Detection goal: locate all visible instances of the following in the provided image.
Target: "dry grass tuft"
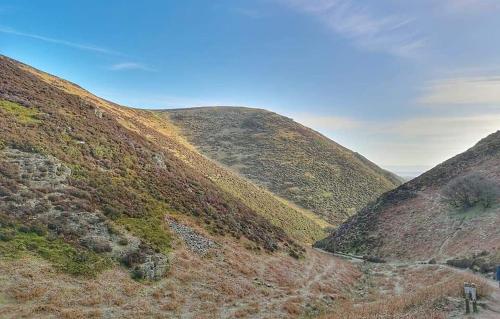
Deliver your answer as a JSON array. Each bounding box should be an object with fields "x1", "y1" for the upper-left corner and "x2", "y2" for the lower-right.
[{"x1": 320, "y1": 270, "x2": 493, "y2": 319}]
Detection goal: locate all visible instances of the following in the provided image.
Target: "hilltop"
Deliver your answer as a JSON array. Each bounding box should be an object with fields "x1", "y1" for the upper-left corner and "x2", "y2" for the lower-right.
[
  {"x1": 162, "y1": 107, "x2": 401, "y2": 224},
  {"x1": 316, "y1": 131, "x2": 500, "y2": 265}
]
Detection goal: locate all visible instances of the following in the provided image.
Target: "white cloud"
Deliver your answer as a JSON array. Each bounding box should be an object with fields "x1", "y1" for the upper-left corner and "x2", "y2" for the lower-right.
[
  {"x1": 109, "y1": 62, "x2": 155, "y2": 72},
  {"x1": 279, "y1": 0, "x2": 425, "y2": 57},
  {"x1": 0, "y1": 26, "x2": 122, "y2": 56},
  {"x1": 419, "y1": 76, "x2": 500, "y2": 105}
]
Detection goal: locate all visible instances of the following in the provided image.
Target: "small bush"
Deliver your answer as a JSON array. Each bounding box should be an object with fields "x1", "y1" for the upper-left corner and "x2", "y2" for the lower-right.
[
  {"x1": 30, "y1": 223, "x2": 47, "y2": 236},
  {"x1": 18, "y1": 225, "x2": 31, "y2": 233},
  {"x1": 472, "y1": 258, "x2": 495, "y2": 273},
  {"x1": 81, "y1": 236, "x2": 112, "y2": 253},
  {"x1": 443, "y1": 173, "x2": 499, "y2": 209},
  {"x1": 118, "y1": 237, "x2": 128, "y2": 246},
  {"x1": 364, "y1": 255, "x2": 386, "y2": 263},
  {"x1": 131, "y1": 267, "x2": 146, "y2": 280},
  {"x1": 121, "y1": 250, "x2": 146, "y2": 267},
  {"x1": 446, "y1": 258, "x2": 473, "y2": 269},
  {"x1": 0, "y1": 229, "x2": 15, "y2": 241}
]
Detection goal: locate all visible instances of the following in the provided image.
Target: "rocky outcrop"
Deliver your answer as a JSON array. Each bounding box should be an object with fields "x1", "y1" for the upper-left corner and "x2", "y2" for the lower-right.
[
  {"x1": 0, "y1": 147, "x2": 169, "y2": 280},
  {"x1": 167, "y1": 217, "x2": 217, "y2": 256}
]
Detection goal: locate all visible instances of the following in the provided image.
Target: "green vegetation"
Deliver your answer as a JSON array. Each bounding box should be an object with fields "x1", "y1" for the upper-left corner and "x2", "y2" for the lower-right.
[
  {"x1": 0, "y1": 222, "x2": 113, "y2": 277},
  {"x1": 0, "y1": 99, "x2": 40, "y2": 124},
  {"x1": 446, "y1": 250, "x2": 499, "y2": 273},
  {"x1": 0, "y1": 55, "x2": 303, "y2": 264},
  {"x1": 164, "y1": 107, "x2": 401, "y2": 224},
  {"x1": 443, "y1": 173, "x2": 499, "y2": 210},
  {"x1": 118, "y1": 215, "x2": 172, "y2": 254}
]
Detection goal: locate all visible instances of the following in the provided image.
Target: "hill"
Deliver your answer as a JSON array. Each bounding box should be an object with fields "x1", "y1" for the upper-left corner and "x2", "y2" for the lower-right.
[
  {"x1": 0, "y1": 54, "x2": 322, "y2": 281},
  {"x1": 0, "y1": 55, "x2": 496, "y2": 319},
  {"x1": 162, "y1": 107, "x2": 401, "y2": 224},
  {"x1": 316, "y1": 131, "x2": 500, "y2": 265}
]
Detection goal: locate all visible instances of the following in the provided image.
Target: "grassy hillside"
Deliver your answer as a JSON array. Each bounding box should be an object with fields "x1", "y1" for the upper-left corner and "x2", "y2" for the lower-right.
[
  {"x1": 10, "y1": 58, "x2": 326, "y2": 245},
  {"x1": 163, "y1": 107, "x2": 401, "y2": 224},
  {"x1": 0, "y1": 55, "x2": 319, "y2": 283},
  {"x1": 316, "y1": 131, "x2": 500, "y2": 264}
]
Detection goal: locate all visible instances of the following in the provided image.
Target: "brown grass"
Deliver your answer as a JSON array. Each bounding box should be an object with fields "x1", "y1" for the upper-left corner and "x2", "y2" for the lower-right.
[
  {"x1": 320, "y1": 270, "x2": 493, "y2": 319},
  {"x1": 0, "y1": 242, "x2": 360, "y2": 319}
]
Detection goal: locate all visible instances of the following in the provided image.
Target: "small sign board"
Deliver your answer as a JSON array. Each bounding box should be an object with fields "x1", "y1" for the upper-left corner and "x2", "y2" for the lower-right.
[{"x1": 464, "y1": 282, "x2": 477, "y2": 301}]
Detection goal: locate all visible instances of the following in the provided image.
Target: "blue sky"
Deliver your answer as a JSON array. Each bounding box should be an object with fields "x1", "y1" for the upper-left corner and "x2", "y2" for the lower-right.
[{"x1": 1, "y1": 0, "x2": 499, "y2": 175}]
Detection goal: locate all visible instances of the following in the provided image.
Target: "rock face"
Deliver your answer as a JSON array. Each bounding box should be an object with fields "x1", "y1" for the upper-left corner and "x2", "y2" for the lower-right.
[
  {"x1": 316, "y1": 131, "x2": 500, "y2": 263},
  {"x1": 0, "y1": 147, "x2": 169, "y2": 279},
  {"x1": 134, "y1": 253, "x2": 170, "y2": 281}
]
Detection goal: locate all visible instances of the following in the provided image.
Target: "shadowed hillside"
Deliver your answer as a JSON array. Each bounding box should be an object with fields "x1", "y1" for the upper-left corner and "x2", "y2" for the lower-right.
[
  {"x1": 162, "y1": 107, "x2": 401, "y2": 224},
  {"x1": 316, "y1": 131, "x2": 500, "y2": 265}
]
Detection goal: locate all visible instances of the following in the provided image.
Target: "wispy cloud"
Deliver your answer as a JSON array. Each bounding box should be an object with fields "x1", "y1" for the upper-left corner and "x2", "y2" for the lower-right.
[
  {"x1": 279, "y1": 0, "x2": 425, "y2": 57},
  {"x1": 418, "y1": 76, "x2": 500, "y2": 105},
  {"x1": 0, "y1": 26, "x2": 122, "y2": 56},
  {"x1": 109, "y1": 62, "x2": 155, "y2": 72}
]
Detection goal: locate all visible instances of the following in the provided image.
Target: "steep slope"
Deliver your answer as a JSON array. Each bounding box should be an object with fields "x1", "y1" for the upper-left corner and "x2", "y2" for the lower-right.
[
  {"x1": 0, "y1": 55, "x2": 314, "y2": 282},
  {"x1": 162, "y1": 107, "x2": 401, "y2": 224},
  {"x1": 316, "y1": 131, "x2": 500, "y2": 263},
  {"x1": 8, "y1": 58, "x2": 326, "y2": 245}
]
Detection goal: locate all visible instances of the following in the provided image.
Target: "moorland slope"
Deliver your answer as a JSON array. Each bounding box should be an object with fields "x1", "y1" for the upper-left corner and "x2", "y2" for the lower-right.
[
  {"x1": 317, "y1": 131, "x2": 500, "y2": 265},
  {"x1": 163, "y1": 107, "x2": 401, "y2": 224}
]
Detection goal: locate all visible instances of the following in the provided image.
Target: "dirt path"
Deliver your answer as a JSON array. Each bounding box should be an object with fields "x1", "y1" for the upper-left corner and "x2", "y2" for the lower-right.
[
  {"x1": 314, "y1": 247, "x2": 500, "y2": 318},
  {"x1": 437, "y1": 216, "x2": 467, "y2": 256},
  {"x1": 478, "y1": 279, "x2": 500, "y2": 319}
]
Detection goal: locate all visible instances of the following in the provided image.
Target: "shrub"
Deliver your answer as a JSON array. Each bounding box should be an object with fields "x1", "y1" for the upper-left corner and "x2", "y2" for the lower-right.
[
  {"x1": 442, "y1": 173, "x2": 499, "y2": 209},
  {"x1": 81, "y1": 236, "x2": 112, "y2": 253},
  {"x1": 121, "y1": 250, "x2": 146, "y2": 267},
  {"x1": 364, "y1": 255, "x2": 386, "y2": 263},
  {"x1": 446, "y1": 258, "x2": 473, "y2": 269},
  {"x1": 0, "y1": 229, "x2": 15, "y2": 241},
  {"x1": 118, "y1": 237, "x2": 128, "y2": 246}
]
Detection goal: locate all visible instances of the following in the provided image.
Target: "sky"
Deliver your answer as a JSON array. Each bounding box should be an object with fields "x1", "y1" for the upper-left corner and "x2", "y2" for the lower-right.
[{"x1": 1, "y1": 0, "x2": 499, "y2": 176}]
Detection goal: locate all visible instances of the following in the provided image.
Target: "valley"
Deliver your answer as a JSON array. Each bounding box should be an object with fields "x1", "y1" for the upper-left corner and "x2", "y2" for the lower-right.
[{"x1": 0, "y1": 55, "x2": 498, "y2": 318}]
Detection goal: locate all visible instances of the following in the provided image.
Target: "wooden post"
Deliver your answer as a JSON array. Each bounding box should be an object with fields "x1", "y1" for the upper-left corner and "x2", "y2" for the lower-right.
[
  {"x1": 464, "y1": 282, "x2": 470, "y2": 314},
  {"x1": 471, "y1": 283, "x2": 478, "y2": 313},
  {"x1": 464, "y1": 282, "x2": 478, "y2": 314}
]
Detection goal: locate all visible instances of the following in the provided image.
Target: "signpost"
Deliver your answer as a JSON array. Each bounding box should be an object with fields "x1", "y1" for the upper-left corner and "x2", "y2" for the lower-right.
[{"x1": 464, "y1": 282, "x2": 478, "y2": 314}]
